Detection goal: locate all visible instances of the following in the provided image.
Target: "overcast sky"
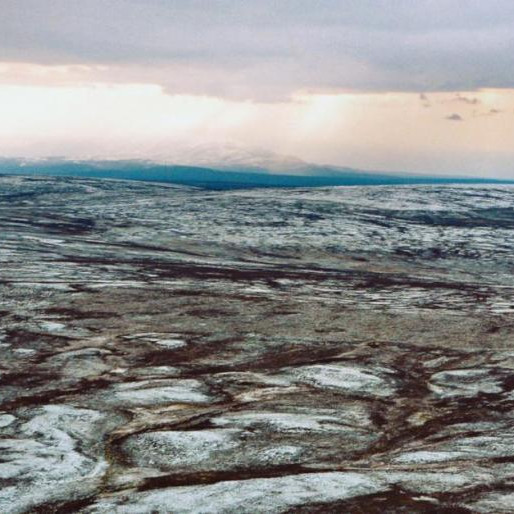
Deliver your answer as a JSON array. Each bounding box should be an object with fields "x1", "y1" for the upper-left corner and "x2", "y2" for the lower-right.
[{"x1": 1, "y1": 0, "x2": 514, "y2": 177}]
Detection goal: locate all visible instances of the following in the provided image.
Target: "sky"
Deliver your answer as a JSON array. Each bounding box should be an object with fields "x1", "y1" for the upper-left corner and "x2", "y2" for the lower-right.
[{"x1": 1, "y1": 0, "x2": 514, "y2": 178}]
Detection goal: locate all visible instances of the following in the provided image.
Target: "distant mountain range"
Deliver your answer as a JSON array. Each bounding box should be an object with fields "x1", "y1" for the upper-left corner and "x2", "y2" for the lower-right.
[{"x1": 0, "y1": 156, "x2": 512, "y2": 189}]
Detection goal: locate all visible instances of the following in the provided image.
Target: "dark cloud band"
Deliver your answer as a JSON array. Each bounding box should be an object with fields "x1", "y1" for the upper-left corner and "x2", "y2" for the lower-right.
[{"x1": 2, "y1": 0, "x2": 514, "y2": 99}]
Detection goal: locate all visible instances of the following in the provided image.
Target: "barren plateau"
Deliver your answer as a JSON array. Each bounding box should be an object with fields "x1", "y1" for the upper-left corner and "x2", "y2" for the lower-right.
[{"x1": 0, "y1": 175, "x2": 513, "y2": 513}]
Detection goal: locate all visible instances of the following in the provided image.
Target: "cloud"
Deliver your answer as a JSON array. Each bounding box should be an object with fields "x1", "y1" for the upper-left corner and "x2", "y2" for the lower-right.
[
  {"x1": 473, "y1": 108, "x2": 503, "y2": 117},
  {"x1": 452, "y1": 94, "x2": 481, "y2": 105},
  {"x1": 445, "y1": 113, "x2": 464, "y2": 121},
  {"x1": 419, "y1": 93, "x2": 431, "y2": 107},
  {"x1": 2, "y1": 1, "x2": 514, "y2": 100}
]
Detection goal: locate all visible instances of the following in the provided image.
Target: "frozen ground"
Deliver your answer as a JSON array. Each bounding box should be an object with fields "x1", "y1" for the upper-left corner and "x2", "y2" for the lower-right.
[{"x1": 0, "y1": 175, "x2": 513, "y2": 513}]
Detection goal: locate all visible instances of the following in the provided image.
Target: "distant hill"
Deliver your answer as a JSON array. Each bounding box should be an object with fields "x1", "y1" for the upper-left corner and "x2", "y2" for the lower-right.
[{"x1": 0, "y1": 158, "x2": 512, "y2": 189}]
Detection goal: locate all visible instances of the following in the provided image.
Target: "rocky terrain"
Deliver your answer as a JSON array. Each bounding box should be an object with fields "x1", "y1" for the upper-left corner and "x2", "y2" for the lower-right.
[{"x1": 0, "y1": 175, "x2": 513, "y2": 513}]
